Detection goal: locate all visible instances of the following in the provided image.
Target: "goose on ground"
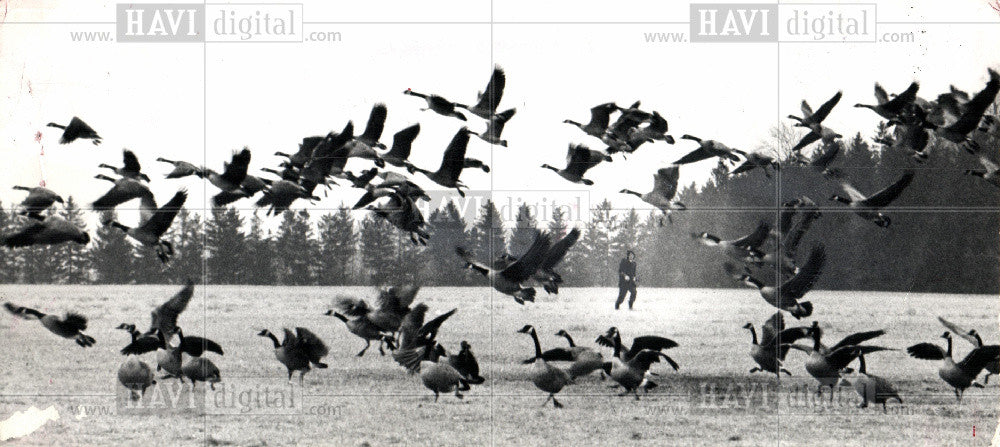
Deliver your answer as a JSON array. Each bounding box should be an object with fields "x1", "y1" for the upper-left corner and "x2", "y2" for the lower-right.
[
  {"x1": 99, "y1": 149, "x2": 150, "y2": 182},
  {"x1": 937, "y1": 317, "x2": 999, "y2": 384},
  {"x1": 458, "y1": 65, "x2": 507, "y2": 120},
  {"x1": 596, "y1": 327, "x2": 679, "y2": 364},
  {"x1": 115, "y1": 327, "x2": 156, "y2": 401},
  {"x1": 365, "y1": 192, "x2": 430, "y2": 245},
  {"x1": 91, "y1": 174, "x2": 156, "y2": 223},
  {"x1": 407, "y1": 128, "x2": 472, "y2": 197},
  {"x1": 598, "y1": 327, "x2": 678, "y2": 400},
  {"x1": 456, "y1": 231, "x2": 552, "y2": 304},
  {"x1": 419, "y1": 344, "x2": 471, "y2": 401},
  {"x1": 1, "y1": 216, "x2": 90, "y2": 248},
  {"x1": 392, "y1": 304, "x2": 458, "y2": 372},
  {"x1": 517, "y1": 325, "x2": 572, "y2": 408},
  {"x1": 47, "y1": 116, "x2": 101, "y2": 145},
  {"x1": 830, "y1": 170, "x2": 914, "y2": 228},
  {"x1": 693, "y1": 220, "x2": 771, "y2": 259},
  {"x1": 117, "y1": 324, "x2": 183, "y2": 381},
  {"x1": 108, "y1": 190, "x2": 188, "y2": 263},
  {"x1": 673, "y1": 134, "x2": 746, "y2": 165},
  {"x1": 468, "y1": 108, "x2": 516, "y2": 147},
  {"x1": 907, "y1": 331, "x2": 999, "y2": 402},
  {"x1": 786, "y1": 321, "x2": 889, "y2": 400},
  {"x1": 381, "y1": 123, "x2": 420, "y2": 168},
  {"x1": 12, "y1": 186, "x2": 63, "y2": 220},
  {"x1": 181, "y1": 357, "x2": 221, "y2": 390},
  {"x1": 402, "y1": 89, "x2": 467, "y2": 120},
  {"x1": 446, "y1": 340, "x2": 486, "y2": 384},
  {"x1": 3, "y1": 302, "x2": 95, "y2": 347},
  {"x1": 854, "y1": 81, "x2": 919, "y2": 120},
  {"x1": 256, "y1": 180, "x2": 320, "y2": 216},
  {"x1": 156, "y1": 157, "x2": 203, "y2": 179},
  {"x1": 789, "y1": 91, "x2": 842, "y2": 128},
  {"x1": 258, "y1": 328, "x2": 329, "y2": 384},
  {"x1": 620, "y1": 166, "x2": 685, "y2": 225},
  {"x1": 173, "y1": 327, "x2": 224, "y2": 357},
  {"x1": 325, "y1": 306, "x2": 397, "y2": 357},
  {"x1": 541, "y1": 143, "x2": 611, "y2": 186},
  {"x1": 850, "y1": 352, "x2": 902, "y2": 412},
  {"x1": 563, "y1": 102, "x2": 619, "y2": 138},
  {"x1": 522, "y1": 329, "x2": 607, "y2": 380},
  {"x1": 736, "y1": 244, "x2": 825, "y2": 319},
  {"x1": 742, "y1": 312, "x2": 810, "y2": 378}
]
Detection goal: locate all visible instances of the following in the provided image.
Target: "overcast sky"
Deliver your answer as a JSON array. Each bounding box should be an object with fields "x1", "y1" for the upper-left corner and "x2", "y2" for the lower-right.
[{"x1": 1, "y1": 0, "x2": 998, "y2": 228}]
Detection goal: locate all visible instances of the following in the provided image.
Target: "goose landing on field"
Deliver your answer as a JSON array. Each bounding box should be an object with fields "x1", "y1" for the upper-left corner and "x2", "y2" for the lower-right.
[{"x1": 4, "y1": 302, "x2": 96, "y2": 347}]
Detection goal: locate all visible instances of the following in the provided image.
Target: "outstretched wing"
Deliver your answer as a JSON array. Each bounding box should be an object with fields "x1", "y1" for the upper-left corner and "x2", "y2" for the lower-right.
[
  {"x1": 539, "y1": 228, "x2": 580, "y2": 271},
  {"x1": 360, "y1": 103, "x2": 388, "y2": 144},
  {"x1": 220, "y1": 148, "x2": 251, "y2": 186},
  {"x1": 830, "y1": 329, "x2": 885, "y2": 352},
  {"x1": 472, "y1": 66, "x2": 506, "y2": 113},
  {"x1": 732, "y1": 221, "x2": 771, "y2": 249},
  {"x1": 860, "y1": 170, "x2": 914, "y2": 208},
  {"x1": 148, "y1": 279, "x2": 195, "y2": 335},
  {"x1": 501, "y1": 231, "x2": 552, "y2": 283},
  {"x1": 385, "y1": 123, "x2": 420, "y2": 161},
  {"x1": 937, "y1": 317, "x2": 980, "y2": 346},
  {"x1": 779, "y1": 245, "x2": 825, "y2": 300},
  {"x1": 653, "y1": 166, "x2": 680, "y2": 200},
  {"x1": 122, "y1": 149, "x2": 142, "y2": 174},
  {"x1": 139, "y1": 190, "x2": 187, "y2": 237},
  {"x1": 436, "y1": 129, "x2": 470, "y2": 182}
]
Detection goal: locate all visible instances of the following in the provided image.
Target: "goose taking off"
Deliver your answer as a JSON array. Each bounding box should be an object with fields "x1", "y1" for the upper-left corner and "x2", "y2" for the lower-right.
[
  {"x1": 737, "y1": 245, "x2": 826, "y2": 319},
  {"x1": 4, "y1": 302, "x2": 96, "y2": 347},
  {"x1": 673, "y1": 134, "x2": 746, "y2": 165},
  {"x1": 144, "y1": 278, "x2": 195, "y2": 337},
  {"x1": 403, "y1": 89, "x2": 467, "y2": 120},
  {"x1": 392, "y1": 305, "x2": 458, "y2": 373},
  {"x1": 366, "y1": 192, "x2": 430, "y2": 245},
  {"x1": 12, "y1": 186, "x2": 64, "y2": 220},
  {"x1": 458, "y1": 65, "x2": 508, "y2": 119},
  {"x1": 456, "y1": 231, "x2": 552, "y2": 304},
  {"x1": 468, "y1": 108, "x2": 516, "y2": 146},
  {"x1": 47, "y1": 116, "x2": 101, "y2": 145},
  {"x1": 789, "y1": 91, "x2": 842, "y2": 129},
  {"x1": 854, "y1": 81, "x2": 919, "y2": 120},
  {"x1": 517, "y1": 325, "x2": 572, "y2": 408},
  {"x1": 108, "y1": 190, "x2": 188, "y2": 263},
  {"x1": 937, "y1": 317, "x2": 999, "y2": 384},
  {"x1": 2, "y1": 216, "x2": 90, "y2": 248},
  {"x1": 99, "y1": 149, "x2": 150, "y2": 182},
  {"x1": 493, "y1": 228, "x2": 581, "y2": 294},
  {"x1": 564, "y1": 102, "x2": 619, "y2": 138},
  {"x1": 929, "y1": 68, "x2": 999, "y2": 150},
  {"x1": 742, "y1": 312, "x2": 811, "y2": 378},
  {"x1": 156, "y1": 157, "x2": 203, "y2": 179},
  {"x1": 381, "y1": 123, "x2": 420, "y2": 168},
  {"x1": 541, "y1": 143, "x2": 611, "y2": 185},
  {"x1": 907, "y1": 331, "x2": 999, "y2": 402},
  {"x1": 356, "y1": 103, "x2": 388, "y2": 149},
  {"x1": 620, "y1": 166, "x2": 685, "y2": 225},
  {"x1": 830, "y1": 170, "x2": 915, "y2": 228},
  {"x1": 201, "y1": 148, "x2": 252, "y2": 197},
  {"x1": 258, "y1": 328, "x2": 329, "y2": 384},
  {"x1": 325, "y1": 304, "x2": 396, "y2": 357},
  {"x1": 693, "y1": 221, "x2": 771, "y2": 259},
  {"x1": 596, "y1": 327, "x2": 679, "y2": 399},
  {"x1": 786, "y1": 321, "x2": 890, "y2": 400},
  {"x1": 407, "y1": 128, "x2": 472, "y2": 197},
  {"x1": 91, "y1": 175, "x2": 156, "y2": 223}
]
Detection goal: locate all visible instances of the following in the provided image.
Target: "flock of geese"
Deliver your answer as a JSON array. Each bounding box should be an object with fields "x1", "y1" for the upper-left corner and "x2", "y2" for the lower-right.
[{"x1": 2, "y1": 65, "x2": 999, "y2": 410}]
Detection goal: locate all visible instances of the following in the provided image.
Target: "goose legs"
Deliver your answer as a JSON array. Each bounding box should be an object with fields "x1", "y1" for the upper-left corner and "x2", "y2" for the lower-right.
[
  {"x1": 357, "y1": 340, "x2": 371, "y2": 357},
  {"x1": 542, "y1": 393, "x2": 563, "y2": 408}
]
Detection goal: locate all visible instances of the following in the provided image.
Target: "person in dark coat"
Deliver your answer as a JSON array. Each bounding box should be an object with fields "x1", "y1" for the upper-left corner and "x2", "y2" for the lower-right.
[{"x1": 615, "y1": 250, "x2": 638, "y2": 310}]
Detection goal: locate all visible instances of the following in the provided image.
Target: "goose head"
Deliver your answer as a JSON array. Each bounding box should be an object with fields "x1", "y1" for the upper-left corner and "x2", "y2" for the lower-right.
[
  {"x1": 741, "y1": 322, "x2": 753, "y2": 330},
  {"x1": 940, "y1": 331, "x2": 951, "y2": 340},
  {"x1": 115, "y1": 323, "x2": 136, "y2": 332},
  {"x1": 516, "y1": 324, "x2": 535, "y2": 334},
  {"x1": 256, "y1": 329, "x2": 272, "y2": 337},
  {"x1": 460, "y1": 340, "x2": 471, "y2": 351},
  {"x1": 555, "y1": 329, "x2": 569, "y2": 338}
]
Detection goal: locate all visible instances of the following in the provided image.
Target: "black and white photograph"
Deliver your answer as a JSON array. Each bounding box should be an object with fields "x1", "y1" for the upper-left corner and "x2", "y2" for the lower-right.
[{"x1": 0, "y1": 1, "x2": 998, "y2": 445}]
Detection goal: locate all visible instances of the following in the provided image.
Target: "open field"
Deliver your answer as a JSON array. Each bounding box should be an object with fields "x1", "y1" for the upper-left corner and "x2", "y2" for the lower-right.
[{"x1": 0, "y1": 285, "x2": 997, "y2": 446}]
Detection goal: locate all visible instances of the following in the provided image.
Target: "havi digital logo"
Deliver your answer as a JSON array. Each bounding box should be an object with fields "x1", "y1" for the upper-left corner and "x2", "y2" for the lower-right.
[
  {"x1": 690, "y1": 4, "x2": 777, "y2": 42},
  {"x1": 117, "y1": 4, "x2": 205, "y2": 42}
]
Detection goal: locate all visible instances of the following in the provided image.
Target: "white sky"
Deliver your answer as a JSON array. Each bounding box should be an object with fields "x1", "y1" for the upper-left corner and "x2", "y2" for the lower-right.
[{"x1": 1, "y1": 0, "x2": 998, "y2": 228}]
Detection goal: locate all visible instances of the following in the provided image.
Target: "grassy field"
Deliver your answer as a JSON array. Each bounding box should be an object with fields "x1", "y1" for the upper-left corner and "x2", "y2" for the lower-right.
[{"x1": 0, "y1": 285, "x2": 997, "y2": 446}]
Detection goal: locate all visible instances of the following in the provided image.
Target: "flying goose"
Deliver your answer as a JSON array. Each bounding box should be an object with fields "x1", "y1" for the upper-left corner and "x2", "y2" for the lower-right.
[
  {"x1": 256, "y1": 180, "x2": 320, "y2": 216},
  {"x1": 693, "y1": 221, "x2": 771, "y2": 259},
  {"x1": 258, "y1": 328, "x2": 329, "y2": 384},
  {"x1": 419, "y1": 344, "x2": 472, "y2": 401},
  {"x1": 850, "y1": 352, "x2": 902, "y2": 412},
  {"x1": 201, "y1": 148, "x2": 252, "y2": 199},
  {"x1": 212, "y1": 174, "x2": 271, "y2": 207},
  {"x1": 402, "y1": 89, "x2": 467, "y2": 120},
  {"x1": 355, "y1": 103, "x2": 388, "y2": 149},
  {"x1": 381, "y1": 123, "x2": 421, "y2": 168},
  {"x1": 407, "y1": 128, "x2": 472, "y2": 197},
  {"x1": 297, "y1": 126, "x2": 354, "y2": 193},
  {"x1": 564, "y1": 102, "x2": 619, "y2": 138},
  {"x1": 344, "y1": 168, "x2": 380, "y2": 189},
  {"x1": 937, "y1": 317, "x2": 999, "y2": 384},
  {"x1": 12, "y1": 186, "x2": 63, "y2": 220},
  {"x1": 181, "y1": 357, "x2": 221, "y2": 390},
  {"x1": 907, "y1": 331, "x2": 999, "y2": 402},
  {"x1": 142, "y1": 278, "x2": 195, "y2": 337},
  {"x1": 929, "y1": 68, "x2": 999, "y2": 150},
  {"x1": 1, "y1": 216, "x2": 90, "y2": 248},
  {"x1": 729, "y1": 152, "x2": 780, "y2": 178},
  {"x1": 458, "y1": 65, "x2": 507, "y2": 120},
  {"x1": 352, "y1": 173, "x2": 430, "y2": 209},
  {"x1": 788, "y1": 91, "x2": 842, "y2": 128},
  {"x1": 742, "y1": 312, "x2": 810, "y2": 377},
  {"x1": 99, "y1": 149, "x2": 150, "y2": 182},
  {"x1": 108, "y1": 189, "x2": 188, "y2": 263},
  {"x1": 854, "y1": 81, "x2": 920, "y2": 120},
  {"x1": 91, "y1": 174, "x2": 156, "y2": 223},
  {"x1": 392, "y1": 305, "x2": 458, "y2": 373},
  {"x1": 274, "y1": 136, "x2": 323, "y2": 170},
  {"x1": 115, "y1": 327, "x2": 156, "y2": 401},
  {"x1": 737, "y1": 244, "x2": 825, "y2": 319},
  {"x1": 456, "y1": 231, "x2": 552, "y2": 304},
  {"x1": 541, "y1": 143, "x2": 611, "y2": 185},
  {"x1": 468, "y1": 108, "x2": 516, "y2": 146},
  {"x1": 786, "y1": 321, "x2": 890, "y2": 400},
  {"x1": 494, "y1": 228, "x2": 581, "y2": 294},
  {"x1": 673, "y1": 134, "x2": 746, "y2": 165},
  {"x1": 3, "y1": 302, "x2": 95, "y2": 347},
  {"x1": 47, "y1": 116, "x2": 101, "y2": 145},
  {"x1": 366, "y1": 192, "x2": 430, "y2": 245},
  {"x1": 517, "y1": 325, "x2": 573, "y2": 408},
  {"x1": 156, "y1": 157, "x2": 203, "y2": 179},
  {"x1": 829, "y1": 170, "x2": 914, "y2": 227},
  {"x1": 805, "y1": 140, "x2": 843, "y2": 179},
  {"x1": 620, "y1": 166, "x2": 685, "y2": 225},
  {"x1": 625, "y1": 111, "x2": 674, "y2": 147}
]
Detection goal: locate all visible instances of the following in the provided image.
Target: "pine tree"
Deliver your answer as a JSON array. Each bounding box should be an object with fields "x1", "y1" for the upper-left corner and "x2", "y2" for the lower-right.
[
  {"x1": 358, "y1": 214, "x2": 397, "y2": 285},
  {"x1": 163, "y1": 208, "x2": 205, "y2": 283},
  {"x1": 274, "y1": 210, "x2": 317, "y2": 285},
  {"x1": 472, "y1": 199, "x2": 506, "y2": 262},
  {"x1": 244, "y1": 211, "x2": 276, "y2": 285},
  {"x1": 316, "y1": 207, "x2": 357, "y2": 285},
  {"x1": 573, "y1": 199, "x2": 616, "y2": 286},
  {"x1": 89, "y1": 211, "x2": 136, "y2": 284},
  {"x1": 206, "y1": 207, "x2": 247, "y2": 284},
  {"x1": 0, "y1": 202, "x2": 12, "y2": 283},
  {"x1": 508, "y1": 203, "x2": 538, "y2": 256},
  {"x1": 52, "y1": 197, "x2": 92, "y2": 283},
  {"x1": 424, "y1": 201, "x2": 471, "y2": 285}
]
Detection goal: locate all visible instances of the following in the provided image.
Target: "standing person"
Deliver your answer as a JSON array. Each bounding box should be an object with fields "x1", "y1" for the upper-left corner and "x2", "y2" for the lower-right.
[{"x1": 615, "y1": 250, "x2": 638, "y2": 310}]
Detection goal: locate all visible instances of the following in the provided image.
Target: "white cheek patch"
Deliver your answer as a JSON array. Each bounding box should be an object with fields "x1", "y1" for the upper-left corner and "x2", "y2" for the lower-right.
[{"x1": 0, "y1": 405, "x2": 60, "y2": 442}]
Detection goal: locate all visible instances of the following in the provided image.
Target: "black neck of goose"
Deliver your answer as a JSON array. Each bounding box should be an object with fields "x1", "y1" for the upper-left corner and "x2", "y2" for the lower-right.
[
  {"x1": 129, "y1": 330, "x2": 140, "y2": 343},
  {"x1": 528, "y1": 329, "x2": 542, "y2": 358},
  {"x1": 265, "y1": 332, "x2": 280, "y2": 349},
  {"x1": 812, "y1": 329, "x2": 822, "y2": 351},
  {"x1": 944, "y1": 335, "x2": 952, "y2": 358},
  {"x1": 47, "y1": 122, "x2": 66, "y2": 129},
  {"x1": 747, "y1": 326, "x2": 758, "y2": 345},
  {"x1": 857, "y1": 354, "x2": 867, "y2": 374},
  {"x1": 562, "y1": 333, "x2": 576, "y2": 347},
  {"x1": 971, "y1": 332, "x2": 984, "y2": 347},
  {"x1": 612, "y1": 332, "x2": 624, "y2": 358},
  {"x1": 622, "y1": 189, "x2": 642, "y2": 198}
]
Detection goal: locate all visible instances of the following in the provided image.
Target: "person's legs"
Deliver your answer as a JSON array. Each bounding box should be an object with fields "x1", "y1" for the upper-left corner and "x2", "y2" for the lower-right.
[
  {"x1": 615, "y1": 286, "x2": 628, "y2": 310},
  {"x1": 627, "y1": 284, "x2": 637, "y2": 309}
]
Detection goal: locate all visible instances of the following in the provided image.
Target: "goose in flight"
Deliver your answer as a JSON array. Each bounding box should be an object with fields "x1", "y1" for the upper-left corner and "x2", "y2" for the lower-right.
[
  {"x1": 143, "y1": 279, "x2": 195, "y2": 337},
  {"x1": 563, "y1": 102, "x2": 619, "y2": 138},
  {"x1": 620, "y1": 166, "x2": 685, "y2": 225},
  {"x1": 352, "y1": 172, "x2": 430, "y2": 209},
  {"x1": 381, "y1": 123, "x2": 420, "y2": 168},
  {"x1": 541, "y1": 143, "x2": 611, "y2": 185},
  {"x1": 468, "y1": 108, "x2": 516, "y2": 147},
  {"x1": 298, "y1": 122, "x2": 354, "y2": 194},
  {"x1": 356, "y1": 103, "x2": 388, "y2": 149},
  {"x1": 830, "y1": 170, "x2": 915, "y2": 227},
  {"x1": 407, "y1": 128, "x2": 472, "y2": 197},
  {"x1": 458, "y1": 65, "x2": 508, "y2": 120},
  {"x1": 456, "y1": 231, "x2": 552, "y2": 304},
  {"x1": 4, "y1": 302, "x2": 96, "y2": 347},
  {"x1": 99, "y1": 149, "x2": 150, "y2": 182},
  {"x1": 256, "y1": 180, "x2": 319, "y2": 216},
  {"x1": 693, "y1": 221, "x2": 771, "y2": 259},
  {"x1": 366, "y1": 193, "x2": 430, "y2": 245},
  {"x1": 929, "y1": 68, "x2": 999, "y2": 151},
  {"x1": 854, "y1": 81, "x2": 920, "y2": 120},
  {"x1": 47, "y1": 116, "x2": 101, "y2": 145},
  {"x1": 108, "y1": 190, "x2": 188, "y2": 263},
  {"x1": 201, "y1": 148, "x2": 252, "y2": 198},
  {"x1": 12, "y1": 186, "x2": 63, "y2": 220},
  {"x1": 729, "y1": 152, "x2": 780, "y2": 178},
  {"x1": 403, "y1": 89, "x2": 467, "y2": 121},
  {"x1": 493, "y1": 228, "x2": 581, "y2": 294},
  {"x1": 92, "y1": 174, "x2": 157, "y2": 223},
  {"x1": 737, "y1": 245, "x2": 826, "y2": 319},
  {"x1": 788, "y1": 91, "x2": 842, "y2": 129},
  {"x1": 156, "y1": 158, "x2": 203, "y2": 179},
  {"x1": 673, "y1": 134, "x2": 746, "y2": 165},
  {"x1": 1, "y1": 216, "x2": 90, "y2": 248}
]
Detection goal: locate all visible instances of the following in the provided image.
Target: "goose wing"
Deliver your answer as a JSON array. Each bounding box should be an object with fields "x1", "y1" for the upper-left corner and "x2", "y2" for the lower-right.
[
  {"x1": 809, "y1": 141, "x2": 840, "y2": 170},
  {"x1": 652, "y1": 166, "x2": 680, "y2": 200},
  {"x1": 673, "y1": 146, "x2": 715, "y2": 165},
  {"x1": 417, "y1": 308, "x2": 457, "y2": 343},
  {"x1": 760, "y1": 312, "x2": 784, "y2": 345},
  {"x1": 294, "y1": 327, "x2": 329, "y2": 361},
  {"x1": 731, "y1": 221, "x2": 771, "y2": 249},
  {"x1": 92, "y1": 178, "x2": 154, "y2": 211},
  {"x1": 587, "y1": 102, "x2": 616, "y2": 129},
  {"x1": 500, "y1": 231, "x2": 552, "y2": 283},
  {"x1": 881, "y1": 82, "x2": 919, "y2": 115},
  {"x1": 626, "y1": 335, "x2": 679, "y2": 359},
  {"x1": 486, "y1": 108, "x2": 516, "y2": 137},
  {"x1": 1, "y1": 222, "x2": 47, "y2": 248},
  {"x1": 334, "y1": 295, "x2": 372, "y2": 317},
  {"x1": 873, "y1": 83, "x2": 889, "y2": 105},
  {"x1": 805, "y1": 91, "x2": 842, "y2": 125},
  {"x1": 647, "y1": 111, "x2": 668, "y2": 133},
  {"x1": 778, "y1": 244, "x2": 825, "y2": 300},
  {"x1": 626, "y1": 349, "x2": 670, "y2": 372},
  {"x1": 471, "y1": 66, "x2": 506, "y2": 113},
  {"x1": 539, "y1": 228, "x2": 580, "y2": 271},
  {"x1": 122, "y1": 149, "x2": 142, "y2": 175},
  {"x1": 138, "y1": 190, "x2": 187, "y2": 237},
  {"x1": 958, "y1": 345, "x2": 1000, "y2": 375},
  {"x1": 937, "y1": 317, "x2": 980, "y2": 346},
  {"x1": 359, "y1": 103, "x2": 388, "y2": 145},
  {"x1": 455, "y1": 247, "x2": 492, "y2": 275},
  {"x1": 121, "y1": 334, "x2": 162, "y2": 355},
  {"x1": 148, "y1": 279, "x2": 194, "y2": 336},
  {"x1": 564, "y1": 144, "x2": 604, "y2": 177},
  {"x1": 829, "y1": 330, "x2": 886, "y2": 352},
  {"x1": 384, "y1": 124, "x2": 420, "y2": 161},
  {"x1": 220, "y1": 148, "x2": 251, "y2": 186},
  {"x1": 182, "y1": 335, "x2": 225, "y2": 356},
  {"x1": 859, "y1": 170, "x2": 914, "y2": 208},
  {"x1": 791, "y1": 131, "x2": 820, "y2": 152},
  {"x1": 946, "y1": 68, "x2": 999, "y2": 135},
  {"x1": 436, "y1": 129, "x2": 470, "y2": 182},
  {"x1": 379, "y1": 285, "x2": 420, "y2": 313},
  {"x1": 396, "y1": 304, "x2": 428, "y2": 349}
]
